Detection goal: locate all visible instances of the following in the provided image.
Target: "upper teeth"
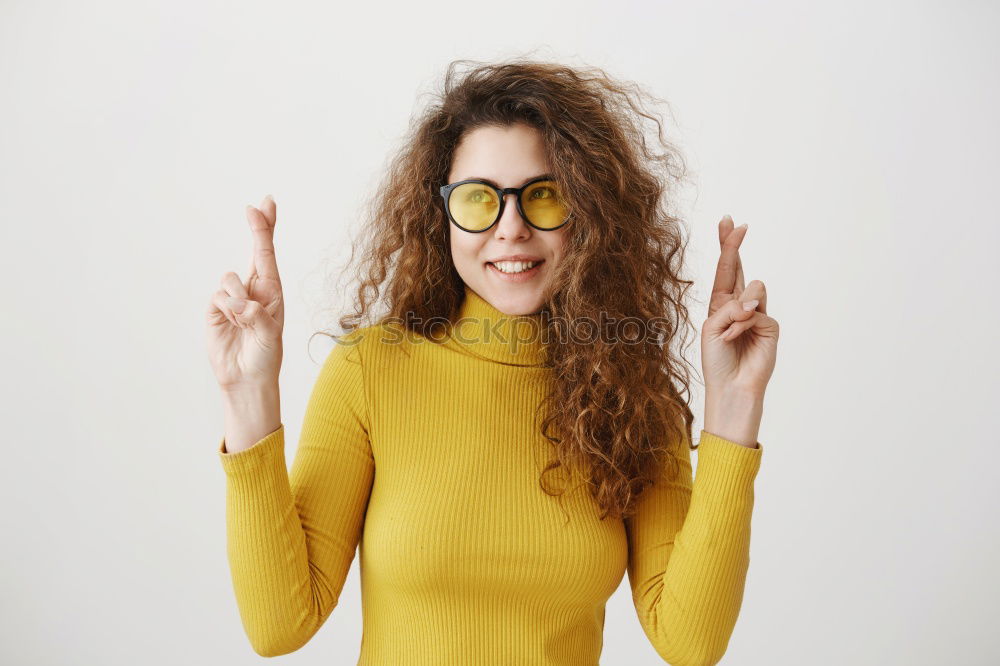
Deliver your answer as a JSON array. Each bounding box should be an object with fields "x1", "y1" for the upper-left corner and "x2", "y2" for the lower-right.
[{"x1": 493, "y1": 260, "x2": 539, "y2": 273}]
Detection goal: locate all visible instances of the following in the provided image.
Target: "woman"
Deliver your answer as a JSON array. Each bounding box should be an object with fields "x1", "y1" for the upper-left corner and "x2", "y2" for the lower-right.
[{"x1": 206, "y1": 59, "x2": 778, "y2": 665}]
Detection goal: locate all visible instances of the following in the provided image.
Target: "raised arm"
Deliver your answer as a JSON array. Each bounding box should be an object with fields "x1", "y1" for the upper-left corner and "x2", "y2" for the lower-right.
[
  {"x1": 624, "y1": 428, "x2": 763, "y2": 666},
  {"x1": 217, "y1": 333, "x2": 374, "y2": 657}
]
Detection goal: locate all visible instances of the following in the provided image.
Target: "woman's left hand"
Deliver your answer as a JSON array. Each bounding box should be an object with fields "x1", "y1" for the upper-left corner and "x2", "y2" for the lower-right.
[{"x1": 701, "y1": 216, "x2": 779, "y2": 398}]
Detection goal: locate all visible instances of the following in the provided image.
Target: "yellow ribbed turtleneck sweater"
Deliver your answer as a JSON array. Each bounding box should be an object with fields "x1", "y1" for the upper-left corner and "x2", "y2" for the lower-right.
[{"x1": 218, "y1": 284, "x2": 763, "y2": 665}]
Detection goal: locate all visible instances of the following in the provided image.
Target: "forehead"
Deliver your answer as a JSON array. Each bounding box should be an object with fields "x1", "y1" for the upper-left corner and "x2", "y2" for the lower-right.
[{"x1": 448, "y1": 123, "x2": 550, "y2": 185}]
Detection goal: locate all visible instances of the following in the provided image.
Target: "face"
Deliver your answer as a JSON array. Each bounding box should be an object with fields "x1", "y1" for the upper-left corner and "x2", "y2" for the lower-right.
[{"x1": 447, "y1": 122, "x2": 569, "y2": 316}]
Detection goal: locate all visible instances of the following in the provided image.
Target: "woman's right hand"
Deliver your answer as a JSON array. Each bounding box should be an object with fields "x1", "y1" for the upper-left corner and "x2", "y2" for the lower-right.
[{"x1": 206, "y1": 195, "x2": 284, "y2": 393}]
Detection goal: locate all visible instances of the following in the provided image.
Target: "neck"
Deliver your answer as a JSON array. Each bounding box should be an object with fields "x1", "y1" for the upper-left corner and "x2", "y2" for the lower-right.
[{"x1": 446, "y1": 284, "x2": 549, "y2": 367}]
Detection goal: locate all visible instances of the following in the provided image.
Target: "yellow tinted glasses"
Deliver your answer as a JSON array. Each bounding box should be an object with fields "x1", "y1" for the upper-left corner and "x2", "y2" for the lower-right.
[{"x1": 439, "y1": 175, "x2": 570, "y2": 232}]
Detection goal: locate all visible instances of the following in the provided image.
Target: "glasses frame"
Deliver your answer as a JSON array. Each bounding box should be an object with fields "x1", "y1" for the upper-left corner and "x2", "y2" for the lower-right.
[{"x1": 438, "y1": 174, "x2": 570, "y2": 233}]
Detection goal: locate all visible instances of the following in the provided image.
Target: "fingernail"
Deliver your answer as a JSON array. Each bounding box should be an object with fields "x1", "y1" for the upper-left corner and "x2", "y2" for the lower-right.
[{"x1": 742, "y1": 299, "x2": 759, "y2": 311}]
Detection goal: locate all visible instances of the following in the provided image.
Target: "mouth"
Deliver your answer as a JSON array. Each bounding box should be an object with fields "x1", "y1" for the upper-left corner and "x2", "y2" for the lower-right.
[{"x1": 485, "y1": 259, "x2": 544, "y2": 282}]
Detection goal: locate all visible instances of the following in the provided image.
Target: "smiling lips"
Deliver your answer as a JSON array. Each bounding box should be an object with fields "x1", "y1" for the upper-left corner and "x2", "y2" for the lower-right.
[{"x1": 486, "y1": 259, "x2": 544, "y2": 282}]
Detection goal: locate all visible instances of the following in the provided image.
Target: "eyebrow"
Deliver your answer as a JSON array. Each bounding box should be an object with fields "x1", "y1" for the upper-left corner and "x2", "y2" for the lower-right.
[{"x1": 460, "y1": 173, "x2": 554, "y2": 188}]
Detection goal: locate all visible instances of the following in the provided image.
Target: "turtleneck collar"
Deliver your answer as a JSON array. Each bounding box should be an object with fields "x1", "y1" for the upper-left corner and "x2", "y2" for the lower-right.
[{"x1": 444, "y1": 284, "x2": 549, "y2": 367}]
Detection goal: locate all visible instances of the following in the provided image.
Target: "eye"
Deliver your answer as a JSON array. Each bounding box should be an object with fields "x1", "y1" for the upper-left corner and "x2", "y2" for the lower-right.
[
  {"x1": 529, "y1": 187, "x2": 554, "y2": 199},
  {"x1": 465, "y1": 187, "x2": 496, "y2": 204}
]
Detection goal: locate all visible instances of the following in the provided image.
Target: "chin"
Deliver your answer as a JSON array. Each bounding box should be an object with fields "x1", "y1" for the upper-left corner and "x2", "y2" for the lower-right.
[
  {"x1": 475, "y1": 259, "x2": 552, "y2": 315},
  {"x1": 486, "y1": 288, "x2": 545, "y2": 316}
]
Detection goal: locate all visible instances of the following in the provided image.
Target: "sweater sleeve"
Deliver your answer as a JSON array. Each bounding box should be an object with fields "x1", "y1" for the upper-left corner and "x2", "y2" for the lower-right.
[
  {"x1": 216, "y1": 333, "x2": 374, "y2": 657},
  {"x1": 623, "y1": 429, "x2": 763, "y2": 666}
]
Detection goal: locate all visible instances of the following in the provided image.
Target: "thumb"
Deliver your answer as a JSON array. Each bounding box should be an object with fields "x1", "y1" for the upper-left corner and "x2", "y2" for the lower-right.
[
  {"x1": 230, "y1": 298, "x2": 282, "y2": 342},
  {"x1": 705, "y1": 298, "x2": 759, "y2": 338}
]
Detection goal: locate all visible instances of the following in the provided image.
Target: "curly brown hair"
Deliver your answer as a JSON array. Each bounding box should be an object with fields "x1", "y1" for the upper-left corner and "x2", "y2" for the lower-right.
[{"x1": 323, "y1": 56, "x2": 701, "y2": 522}]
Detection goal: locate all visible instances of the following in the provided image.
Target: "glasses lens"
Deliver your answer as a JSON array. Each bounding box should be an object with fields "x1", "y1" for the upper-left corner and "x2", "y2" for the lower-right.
[
  {"x1": 520, "y1": 180, "x2": 569, "y2": 229},
  {"x1": 449, "y1": 182, "x2": 500, "y2": 231}
]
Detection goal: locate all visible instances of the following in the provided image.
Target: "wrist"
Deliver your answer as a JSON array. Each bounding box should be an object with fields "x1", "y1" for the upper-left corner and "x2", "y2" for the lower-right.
[
  {"x1": 221, "y1": 384, "x2": 282, "y2": 454},
  {"x1": 222, "y1": 382, "x2": 281, "y2": 426},
  {"x1": 704, "y1": 389, "x2": 763, "y2": 449},
  {"x1": 222, "y1": 379, "x2": 280, "y2": 402}
]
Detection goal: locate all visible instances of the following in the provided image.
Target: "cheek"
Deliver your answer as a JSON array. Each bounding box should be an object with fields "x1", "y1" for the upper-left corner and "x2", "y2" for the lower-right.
[
  {"x1": 546, "y1": 230, "x2": 569, "y2": 263},
  {"x1": 449, "y1": 228, "x2": 481, "y2": 267}
]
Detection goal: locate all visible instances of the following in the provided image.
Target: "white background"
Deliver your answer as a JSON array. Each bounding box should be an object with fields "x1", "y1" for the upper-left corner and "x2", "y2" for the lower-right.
[{"x1": 2, "y1": 0, "x2": 998, "y2": 664}]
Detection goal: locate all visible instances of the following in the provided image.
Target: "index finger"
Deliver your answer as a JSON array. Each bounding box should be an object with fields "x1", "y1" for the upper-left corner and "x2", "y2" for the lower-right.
[
  {"x1": 246, "y1": 201, "x2": 280, "y2": 282},
  {"x1": 718, "y1": 215, "x2": 746, "y2": 295},
  {"x1": 711, "y1": 218, "x2": 748, "y2": 300},
  {"x1": 258, "y1": 194, "x2": 276, "y2": 229}
]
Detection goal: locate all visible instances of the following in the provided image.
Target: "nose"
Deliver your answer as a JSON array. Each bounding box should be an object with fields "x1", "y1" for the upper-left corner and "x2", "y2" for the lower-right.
[{"x1": 494, "y1": 192, "x2": 531, "y2": 241}]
